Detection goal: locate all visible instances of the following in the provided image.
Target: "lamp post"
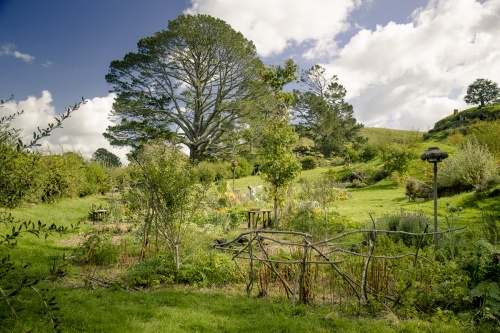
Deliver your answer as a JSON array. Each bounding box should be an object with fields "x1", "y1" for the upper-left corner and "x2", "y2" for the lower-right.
[
  {"x1": 231, "y1": 160, "x2": 238, "y2": 190},
  {"x1": 421, "y1": 147, "x2": 448, "y2": 252}
]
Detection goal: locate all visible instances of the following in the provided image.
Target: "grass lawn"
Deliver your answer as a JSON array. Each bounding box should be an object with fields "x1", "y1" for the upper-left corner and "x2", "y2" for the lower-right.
[{"x1": 6, "y1": 284, "x2": 470, "y2": 333}]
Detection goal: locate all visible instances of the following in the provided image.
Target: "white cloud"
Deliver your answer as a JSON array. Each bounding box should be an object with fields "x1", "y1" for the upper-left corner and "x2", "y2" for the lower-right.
[
  {"x1": 185, "y1": 0, "x2": 500, "y2": 131},
  {"x1": 42, "y1": 60, "x2": 53, "y2": 68},
  {"x1": 323, "y1": 0, "x2": 500, "y2": 130},
  {"x1": 185, "y1": 0, "x2": 361, "y2": 58},
  {"x1": 0, "y1": 92, "x2": 130, "y2": 164},
  {"x1": 0, "y1": 43, "x2": 35, "y2": 62}
]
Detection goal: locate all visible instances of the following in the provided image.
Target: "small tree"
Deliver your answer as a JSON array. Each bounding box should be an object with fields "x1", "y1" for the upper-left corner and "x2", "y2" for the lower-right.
[
  {"x1": 258, "y1": 60, "x2": 301, "y2": 227},
  {"x1": 132, "y1": 142, "x2": 208, "y2": 271},
  {"x1": 259, "y1": 118, "x2": 302, "y2": 227},
  {"x1": 464, "y1": 78, "x2": 500, "y2": 107},
  {"x1": 299, "y1": 176, "x2": 348, "y2": 238},
  {"x1": 378, "y1": 131, "x2": 421, "y2": 182}
]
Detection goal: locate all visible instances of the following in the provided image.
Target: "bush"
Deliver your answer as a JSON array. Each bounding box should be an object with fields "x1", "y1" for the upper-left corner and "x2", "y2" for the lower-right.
[
  {"x1": 377, "y1": 212, "x2": 432, "y2": 247},
  {"x1": 286, "y1": 205, "x2": 354, "y2": 238},
  {"x1": 300, "y1": 157, "x2": 317, "y2": 170},
  {"x1": 359, "y1": 144, "x2": 378, "y2": 162},
  {"x1": 73, "y1": 231, "x2": 119, "y2": 266},
  {"x1": 196, "y1": 161, "x2": 217, "y2": 184},
  {"x1": 126, "y1": 251, "x2": 242, "y2": 288},
  {"x1": 405, "y1": 177, "x2": 432, "y2": 200},
  {"x1": 438, "y1": 140, "x2": 498, "y2": 192},
  {"x1": 126, "y1": 254, "x2": 175, "y2": 287},
  {"x1": 234, "y1": 157, "x2": 252, "y2": 178}
]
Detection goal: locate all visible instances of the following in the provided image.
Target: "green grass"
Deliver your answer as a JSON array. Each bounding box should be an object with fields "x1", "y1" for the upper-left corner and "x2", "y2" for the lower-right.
[
  {"x1": 4, "y1": 285, "x2": 471, "y2": 333},
  {"x1": 360, "y1": 127, "x2": 420, "y2": 144}
]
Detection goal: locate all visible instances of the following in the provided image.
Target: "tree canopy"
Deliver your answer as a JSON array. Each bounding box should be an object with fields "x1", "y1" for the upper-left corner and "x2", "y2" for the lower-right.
[
  {"x1": 105, "y1": 14, "x2": 265, "y2": 160},
  {"x1": 91, "y1": 148, "x2": 122, "y2": 167},
  {"x1": 464, "y1": 78, "x2": 500, "y2": 107},
  {"x1": 294, "y1": 65, "x2": 365, "y2": 158}
]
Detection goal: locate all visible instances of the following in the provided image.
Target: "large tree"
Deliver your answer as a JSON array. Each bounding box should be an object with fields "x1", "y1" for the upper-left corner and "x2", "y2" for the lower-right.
[
  {"x1": 294, "y1": 65, "x2": 365, "y2": 158},
  {"x1": 464, "y1": 78, "x2": 500, "y2": 107},
  {"x1": 105, "y1": 14, "x2": 264, "y2": 160}
]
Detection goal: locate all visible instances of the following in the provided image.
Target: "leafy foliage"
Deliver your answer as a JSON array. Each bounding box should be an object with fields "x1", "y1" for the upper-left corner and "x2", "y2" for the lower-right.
[
  {"x1": 91, "y1": 148, "x2": 122, "y2": 167},
  {"x1": 294, "y1": 65, "x2": 365, "y2": 158},
  {"x1": 467, "y1": 121, "x2": 500, "y2": 161},
  {"x1": 378, "y1": 130, "x2": 421, "y2": 181},
  {"x1": 258, "y1": 60, "x2": 302, "y2": 227},
  {"x1": 300, "y1": 156, "x2": 317, "y2": 170}
]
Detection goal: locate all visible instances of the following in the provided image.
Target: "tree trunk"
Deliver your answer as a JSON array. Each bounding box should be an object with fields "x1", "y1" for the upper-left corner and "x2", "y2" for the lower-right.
[
  {"x1": 174, "y1": 244, "x2": 180, "y2": 272},
  {"x1": 273, "y1": 197, "x2": 278, "y2": 229}
]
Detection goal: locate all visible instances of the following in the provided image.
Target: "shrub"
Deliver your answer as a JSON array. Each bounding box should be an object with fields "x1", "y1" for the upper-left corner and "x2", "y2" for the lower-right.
[
  {"x1": 300, "y1": 156, "x2": 317, "y2": 170},
  {"x1": 234, "y1": 157, "x2": 252, "y2": 178},
  {"x1": 73, "y1": 231, "x2": 119, "y2": 266},
  {"x1": 359, "y1": 144, "x2": 378, "y2": 162},
  {"x1": 405, "y1": 177, "x2": 432, "y2": 200},
  {"x1": 468, "y1": 121, "x2": 500, "y2": 161},
  {"x1": 126, "y1": 251, "x2": 242, "y2": 287},
  {"x1": 126, "y1": 254, "x2": 175, "y2": 287},
  {"x1": 286, "y1": 205, "x2": 354, "y2": 238},
  {"x1": 377, "y1": 212, "x2": 432, "y2": 247},
  {"x1": 352, "y1": 165, "x2": 381, "y2": 185},
  {"x1": 438, "y1": 140, "x2": 498, "y2": 192},
  {"x1": 196, "y1": 161, "x2": 217, "y2": 184}
]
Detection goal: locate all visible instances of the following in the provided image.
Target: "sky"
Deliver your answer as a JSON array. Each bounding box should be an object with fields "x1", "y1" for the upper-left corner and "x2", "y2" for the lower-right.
[{"x1": 1, "y1": 0, "x2": 499, "y2": 163}]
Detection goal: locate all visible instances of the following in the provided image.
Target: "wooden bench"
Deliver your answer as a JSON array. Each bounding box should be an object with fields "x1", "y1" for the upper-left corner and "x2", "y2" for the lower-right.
[{"x1": 247, "y1": 208, "x2": 272, "y2": 229}]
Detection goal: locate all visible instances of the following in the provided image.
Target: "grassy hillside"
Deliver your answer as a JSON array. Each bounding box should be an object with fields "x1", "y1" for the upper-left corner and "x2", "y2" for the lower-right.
[
  {"x1": 360, "y1": 127, "x2": 421, "y2": 144},
  {"x1": 425, "y1": 104, "x2": 500, "y2": 140}
]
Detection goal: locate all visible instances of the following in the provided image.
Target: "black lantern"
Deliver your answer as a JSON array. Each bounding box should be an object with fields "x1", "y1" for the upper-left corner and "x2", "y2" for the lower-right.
[{"x1": 421, "y1": 147, "x2": 448, "y2": 252}]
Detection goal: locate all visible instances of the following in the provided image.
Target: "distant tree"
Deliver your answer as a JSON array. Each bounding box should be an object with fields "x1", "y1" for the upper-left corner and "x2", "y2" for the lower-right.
[
  {"x1": 294, "y1": 65, "x2": 365, "y2": 158},
  {"x1": 464, "y1": 78, "x2": 500, "y2": 107},
  {"x1": 92, "y1": 148, "x2": 122, "y2": 167},
  {"x1": 378, "y1": 130, "x2": 421, "y2": 183},
  {"x1": 105, "y1": 14, "x2": 265, "y2": 160}
]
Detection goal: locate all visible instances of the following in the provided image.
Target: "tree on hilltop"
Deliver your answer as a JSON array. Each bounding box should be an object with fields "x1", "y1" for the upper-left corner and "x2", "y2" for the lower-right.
[{"x1": 464, "y1": 78, "x2": 500, "y2": 107}]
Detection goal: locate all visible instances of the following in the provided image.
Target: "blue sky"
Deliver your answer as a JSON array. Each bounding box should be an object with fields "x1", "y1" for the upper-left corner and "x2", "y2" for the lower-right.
[{"x1": 1, "y1": 0, "x2": 499, "y2": 161}]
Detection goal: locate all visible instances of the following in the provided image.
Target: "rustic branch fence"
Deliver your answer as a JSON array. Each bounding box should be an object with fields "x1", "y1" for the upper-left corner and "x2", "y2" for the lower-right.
[{"x1": 213, "y1": 225, "x2": 465, "y2": 312}]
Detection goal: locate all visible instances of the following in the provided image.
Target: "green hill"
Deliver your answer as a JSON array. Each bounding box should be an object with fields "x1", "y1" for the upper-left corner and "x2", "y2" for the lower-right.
[
  {"x1": 425, "y1": 104, "x2": 500, "y2": 140},
  {"x1": 360, "y1": 127, "x2": 419, "y2": 144}
]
